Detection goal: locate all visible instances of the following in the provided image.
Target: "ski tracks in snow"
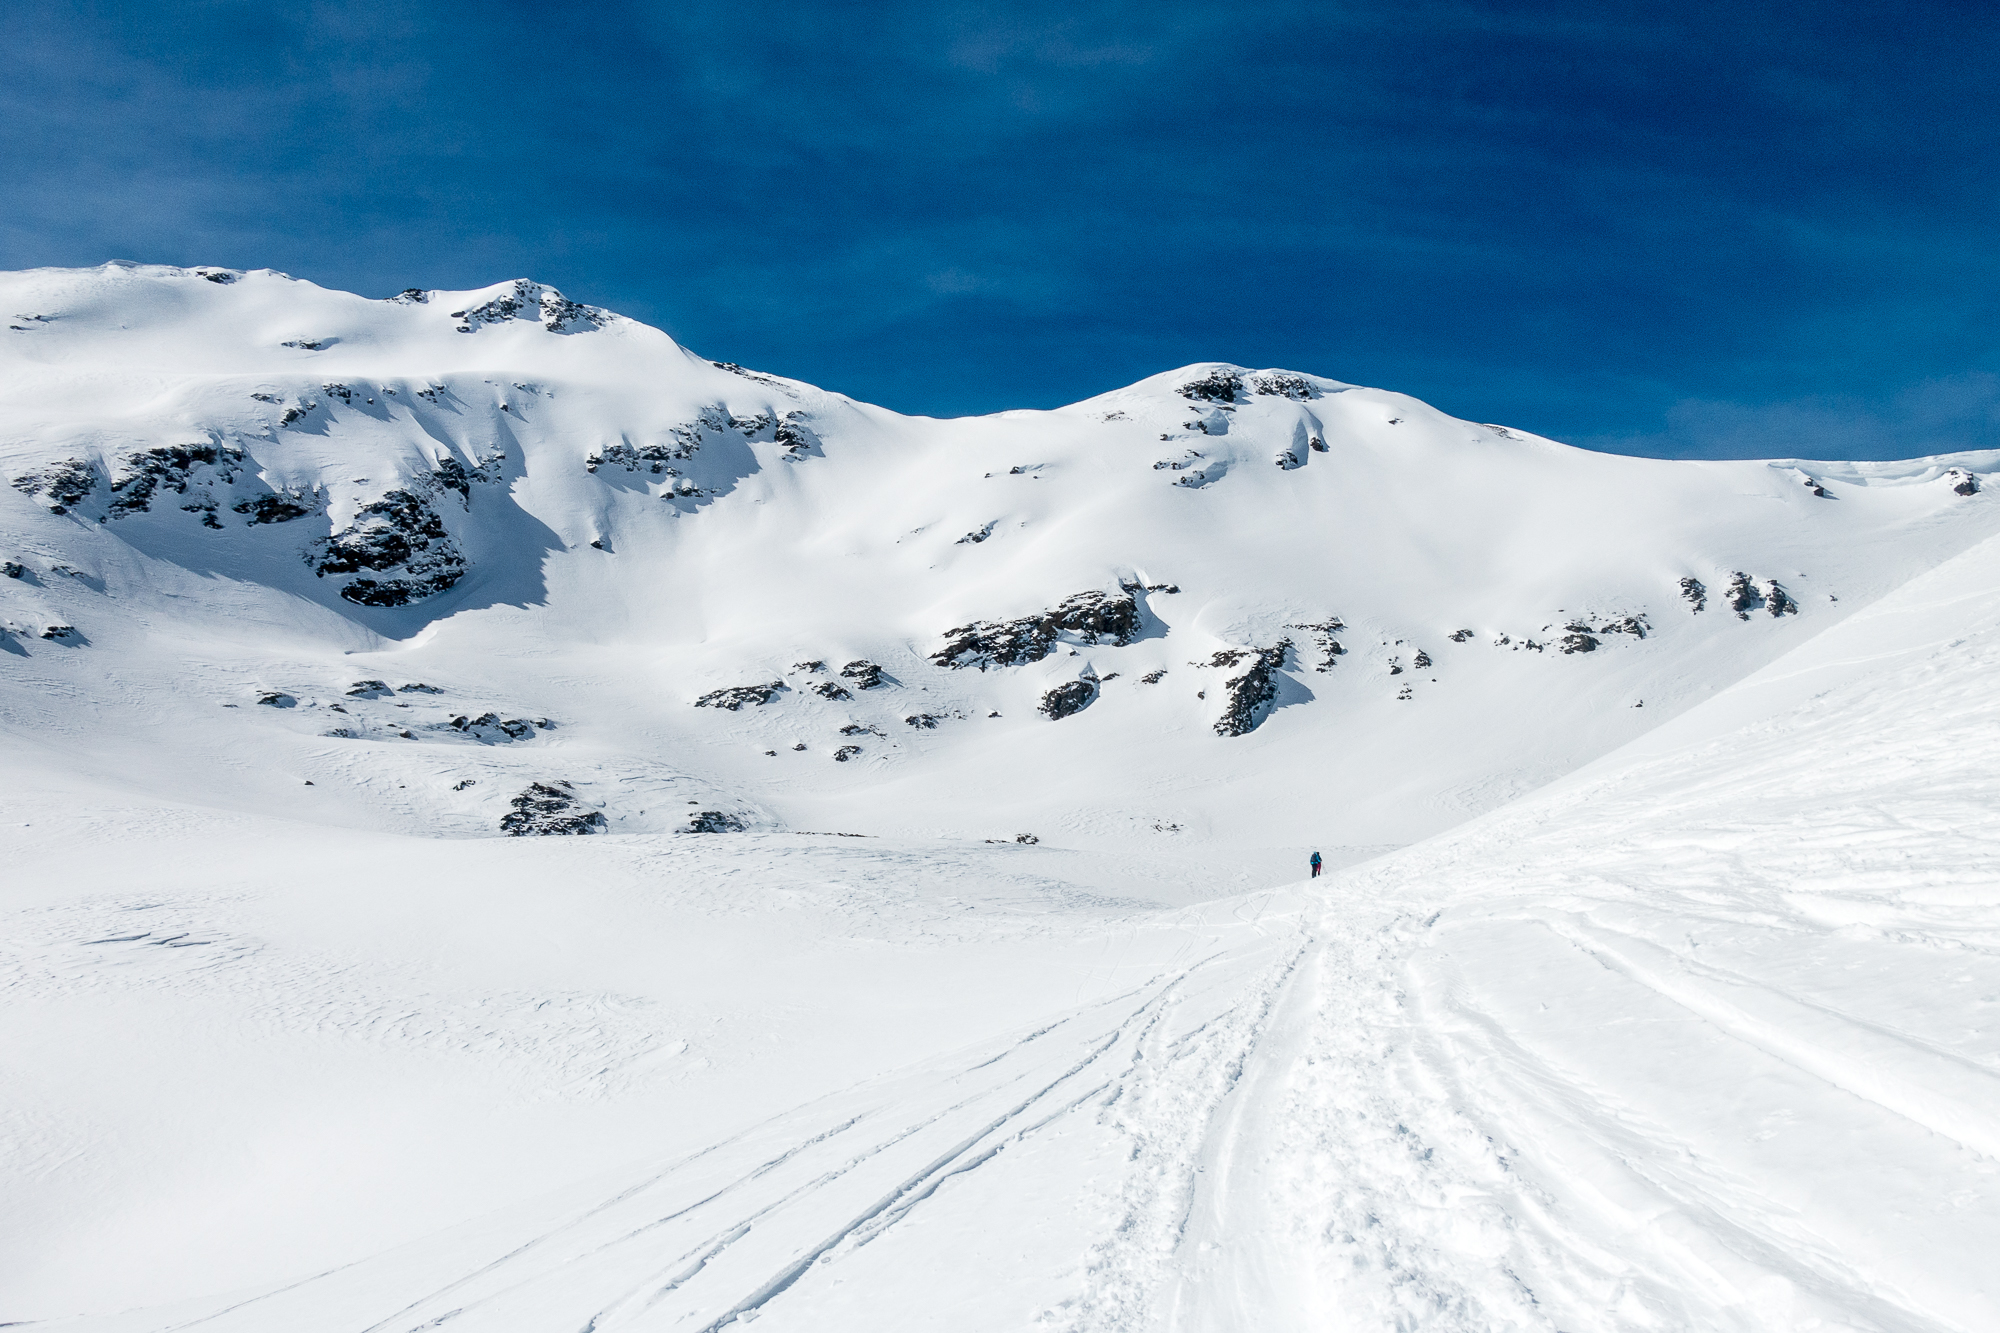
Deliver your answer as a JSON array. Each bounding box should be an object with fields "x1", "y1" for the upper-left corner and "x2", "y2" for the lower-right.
[
  {"x1": 54, "y1": 906, "x2": 1317, "y2": 1333},
  {"x1": 1194, "y1": 592, "x2": 2000, "y2": 1333},
  {"x1": 1147, "y1": 893, "x2": 1613, "y2": 1333}
]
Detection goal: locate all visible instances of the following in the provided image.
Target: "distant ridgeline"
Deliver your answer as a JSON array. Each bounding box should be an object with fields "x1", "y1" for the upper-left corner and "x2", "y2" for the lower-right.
[{"x1": 3, "y1": 262, "x2": 1996, "y2": 845}]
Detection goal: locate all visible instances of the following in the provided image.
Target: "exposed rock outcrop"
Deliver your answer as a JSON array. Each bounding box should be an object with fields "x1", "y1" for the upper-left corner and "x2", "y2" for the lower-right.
[
  {"x1": 1248, "y1": 372, "x2": 1318, "y2": 400},
  {"x1": 1178, "y1": 370, "x2": 1244, "y2": 403},
  {"x1": 1039, "y1": 679, "x2": 1098, "y2": 720},
  {"x1": 932, "y1": 589, "x2": 1143, "y2": 670},
  {"x1": 587, "y1": 403, "x2": 803, "y2": 484},
  {"x1": 1208, "y1": 643, "x2": 1290, "y2": 737},
  {"x1": 695, "y1": 682, "x2": 785, "y2": 710},
  {"x1": 313, "y1": 489, "x2": 466, "y2": 607},
  {"x1": 11, "y1": 459, "x2": 99, "y2": 514},
  {"x1": 1288, "y1": 619, "x2": 1346, "y2": 672},
  {"x1": 499, "y1": 781, "x2": 605, "y2": 836},
  {"x1": 840, "y1": 660, "x2": 887, "y2": 689},
  {"x1": 233, "y1": 490, "x2": 316, "y2": 524},
  {"x1": 442, "y1": 713, "x2": 549, "y2": 742},
  {"x1": 426, "y1": 454, "x2": 504, "y2": 504},
  {"x1": 451, "y1": 281, "x2": 607, "y2": 335},
  {"x1": 773, "y1": 412, "x2": 821, "y2": 460},
  {"x1": 106, "y1": 444, "x2": 247, "y2": 519},
  {"x1": 1185, "y1": 408, "x2": 1230, "y2": 436},
  {"x1": 1724, "y1": 572, "x2": 1759, "y2": 617},
  {"x1": 711, "y1": 360, "x2": 785, "y2": 387},
  {"x1": 1558, "y1": 614, "x2": 1647, "y2": 653},
  {"x1": 1723, "y1": 573, "x2": 1797, "y2": 620},
  {"x1": 1172, "y1": 463, "x2": 1225, "y2": 489},
  {"x1": 587, "y1": 438, "x2": 698, "y2": 475}
]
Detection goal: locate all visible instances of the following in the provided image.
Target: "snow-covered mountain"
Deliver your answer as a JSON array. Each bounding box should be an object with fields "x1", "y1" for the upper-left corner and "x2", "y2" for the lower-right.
[
  {"x1": 6, "y1": 262, "x2": 1997, "y2": 856},
  {"x1": 6, "y1": 263, "x2": 2000, "y2": 1331}
]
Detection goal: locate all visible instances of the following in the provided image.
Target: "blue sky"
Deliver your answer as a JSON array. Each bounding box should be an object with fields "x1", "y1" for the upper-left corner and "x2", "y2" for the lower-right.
[{"x1": 5, "y1": 1, "x2": 1997, "y2": 458}]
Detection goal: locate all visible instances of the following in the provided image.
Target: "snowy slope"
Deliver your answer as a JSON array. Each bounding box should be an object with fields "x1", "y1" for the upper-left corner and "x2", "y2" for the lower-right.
[
  {"x1": 5, "y1": 263, "x2": 1999, "y2": 859},
  {"x1": 5, "y1": 263, "x2": 2000, "y2": 1330},
  {"x1": 1149, "y1": 530, "x2": 2000, "y2": 1332},
  {"x1": 18, "y1": 484, "x2": 1998, "y2": 1333}
]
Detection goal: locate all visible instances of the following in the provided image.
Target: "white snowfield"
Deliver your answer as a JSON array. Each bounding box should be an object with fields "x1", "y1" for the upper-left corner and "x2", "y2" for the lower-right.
[{"x1": 3, "y1": 264, "x2": 1998, "y2": 1329}]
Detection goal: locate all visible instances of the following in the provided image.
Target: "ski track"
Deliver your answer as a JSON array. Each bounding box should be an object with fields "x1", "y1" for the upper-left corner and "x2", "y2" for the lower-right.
[
  {"x1": 42, "y1": 936, "x2": 1289, "y2": 1333},
  {"x1": 1106, "y1": 552, "x2": 2000, "y2": 1332}
]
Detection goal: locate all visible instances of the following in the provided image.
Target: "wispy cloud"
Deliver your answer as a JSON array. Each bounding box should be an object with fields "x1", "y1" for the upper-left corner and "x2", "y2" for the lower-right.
[
  {"x1": 1576, "y1": 375, "x2": 2000, "y2": 461},
  {"x1": 2, "y1": 0, "x2": 1996, "y2": 440}
]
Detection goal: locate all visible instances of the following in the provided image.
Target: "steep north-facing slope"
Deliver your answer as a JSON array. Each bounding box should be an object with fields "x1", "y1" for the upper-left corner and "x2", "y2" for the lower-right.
[{"x1": 4, "y1": 262, "x2": 1997, "y2": 856}]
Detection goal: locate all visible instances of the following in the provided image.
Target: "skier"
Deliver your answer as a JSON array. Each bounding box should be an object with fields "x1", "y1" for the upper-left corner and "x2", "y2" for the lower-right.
[{"x1": 1309, "y1": 850, "x2": 1322, "y2": 878}]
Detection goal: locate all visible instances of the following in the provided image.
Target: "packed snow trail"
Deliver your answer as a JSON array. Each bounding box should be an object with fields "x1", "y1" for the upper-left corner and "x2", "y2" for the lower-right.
[{"x1": 1157, "y1": 532, "x2": 2000, "y2": 1332}]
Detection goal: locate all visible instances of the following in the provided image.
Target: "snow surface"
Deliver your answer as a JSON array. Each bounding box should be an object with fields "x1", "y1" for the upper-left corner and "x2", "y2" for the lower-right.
[{"x1": 4, "y1": 263, "x2": 1999, "y2": 1329}]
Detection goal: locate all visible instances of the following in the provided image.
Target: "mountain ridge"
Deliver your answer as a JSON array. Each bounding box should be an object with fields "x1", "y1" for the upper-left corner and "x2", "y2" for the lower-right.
[{"x1": 4, "y1": 261, "x2": 1998, "y2": 854}]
